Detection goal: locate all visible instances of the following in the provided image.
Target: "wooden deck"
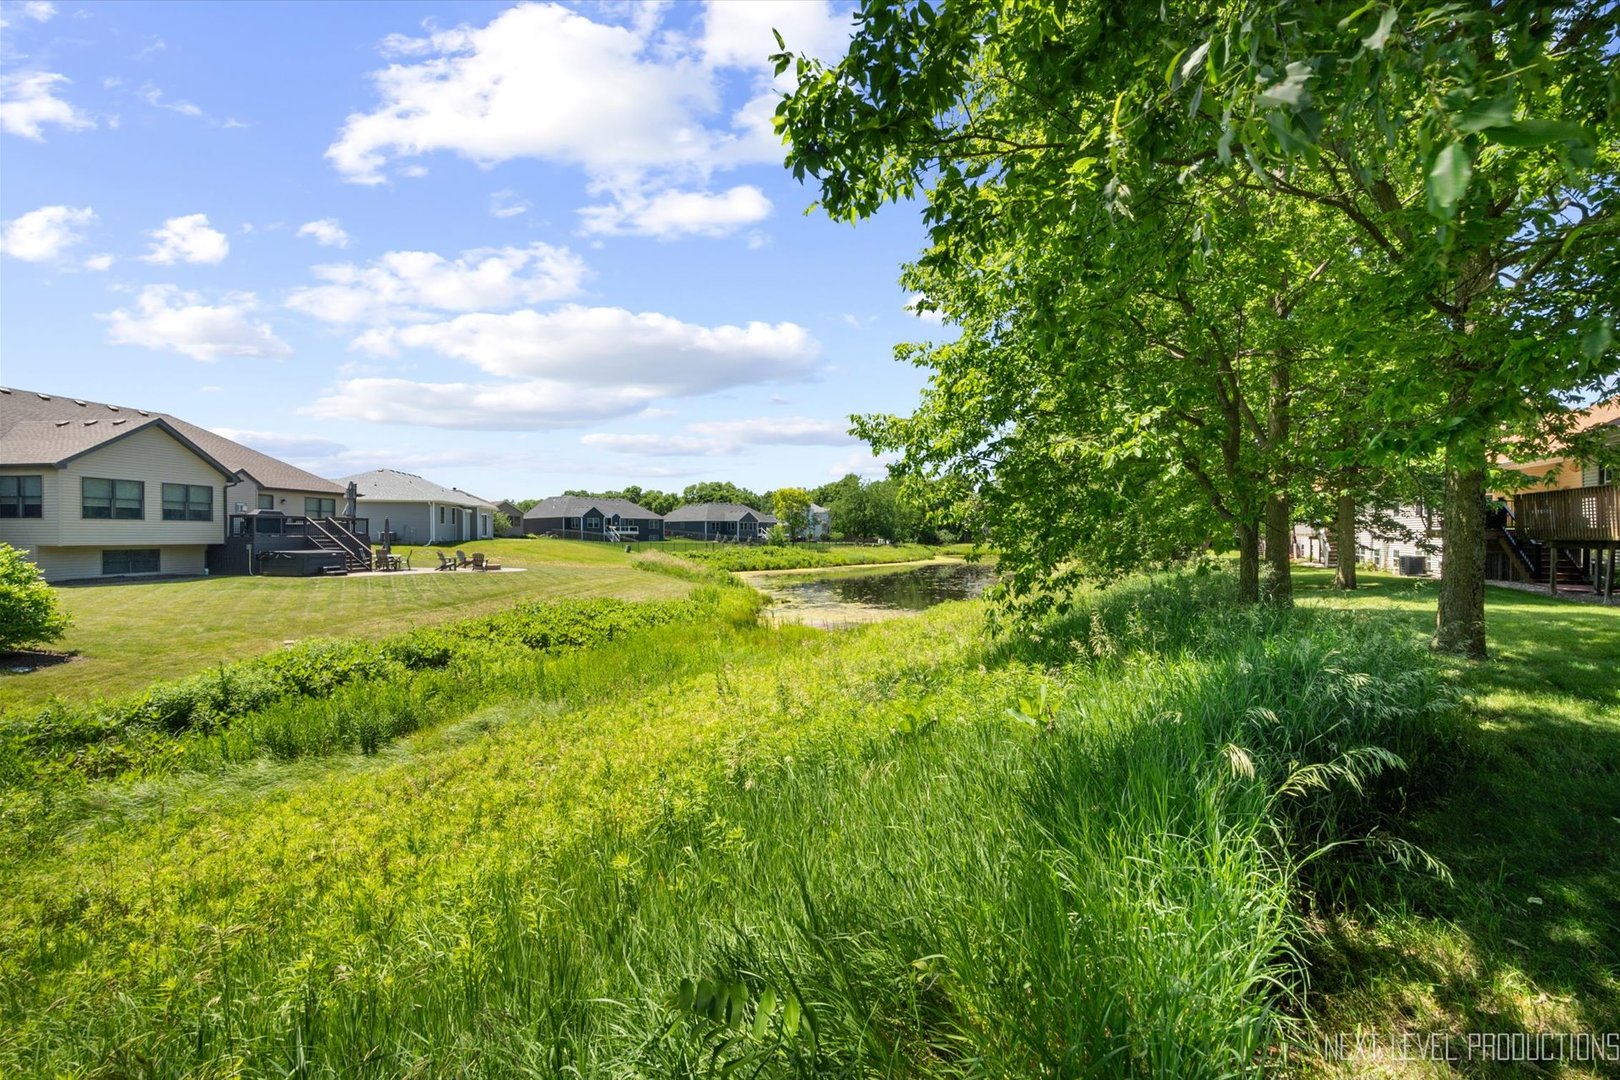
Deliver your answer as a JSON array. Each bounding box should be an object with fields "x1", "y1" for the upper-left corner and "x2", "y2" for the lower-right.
[{"x1": 1513, "y1": 485, "x2": 1620, "y2": 544}]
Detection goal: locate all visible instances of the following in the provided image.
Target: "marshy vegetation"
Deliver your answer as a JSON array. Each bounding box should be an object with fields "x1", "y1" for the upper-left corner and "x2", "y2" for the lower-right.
[{"x1": 0, "y1": 568, "x2": 1479, "y2": 1076}]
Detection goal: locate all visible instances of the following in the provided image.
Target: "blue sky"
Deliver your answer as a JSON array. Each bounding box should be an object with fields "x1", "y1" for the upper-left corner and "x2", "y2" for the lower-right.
[{"x1": 0, "y1": 0, "x2": 943, "y2": 500}]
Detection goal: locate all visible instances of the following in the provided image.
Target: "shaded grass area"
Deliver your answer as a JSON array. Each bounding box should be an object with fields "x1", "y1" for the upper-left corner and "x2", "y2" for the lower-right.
[
  {"x1": 0, "y1": 572, "x2": 1454, "y2": 1077},
  {"x1": 1289, "y1": 568, "x2": 1620, "y2": 1079},
  {"x1": 0, "y1": 538, "x2": 687, "y2": 710}
]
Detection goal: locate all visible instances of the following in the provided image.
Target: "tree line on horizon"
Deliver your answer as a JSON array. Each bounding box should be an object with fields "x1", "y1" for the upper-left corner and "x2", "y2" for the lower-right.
[{"x1": 503, "y1": 474, "x2": 957, "y2": 544}]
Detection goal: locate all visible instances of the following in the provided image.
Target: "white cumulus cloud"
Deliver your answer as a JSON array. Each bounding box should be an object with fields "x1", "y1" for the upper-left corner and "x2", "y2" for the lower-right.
[
  {"x1": 101, "y1": 285, "x2": 292, "y2": 361},
  {"x1": 326, "y1": 3, "x2": 716, "y2": 185},
  {"x1": 354, "y1": 304, "x2": 819, "y2": 394},
  {"x1": 1, "y1": 71, "x2": 93, "y2": 139},
  {"x1": 286, "y1": 242, "x2": 586, "y2": 324},
  {"x1": 579, "y1": 184, "x2": 771, "y2": 239},
  {"x1": 296, "y1": 218, "x2": 350, "y2": 248},
  {"x1": 1, "y1": 1, "x2": 57, "y2": 27},
  {"x1": 0, "y1": 204, "x2": 95, "y2": 262},
  {"x1": 141, "y1": 213, "x2": 230, "y2": 265},
  {"x1": 323, "y1": 1, "x2": 851, "y2": 236}
]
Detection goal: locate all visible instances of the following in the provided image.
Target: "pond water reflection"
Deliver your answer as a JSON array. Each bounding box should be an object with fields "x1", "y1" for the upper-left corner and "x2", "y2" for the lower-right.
[{"x1": 742, "y1": 560, "x2": 996, "y2": 628}]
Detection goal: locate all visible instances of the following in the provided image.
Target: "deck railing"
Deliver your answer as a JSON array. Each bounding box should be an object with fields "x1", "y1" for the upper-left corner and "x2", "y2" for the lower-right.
[{"x1": 1512, "y1": 484, "x2": 1620, "y2": 542}]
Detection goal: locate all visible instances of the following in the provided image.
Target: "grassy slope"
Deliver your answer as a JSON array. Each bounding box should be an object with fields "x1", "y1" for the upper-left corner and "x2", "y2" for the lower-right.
[
  {"x1": 1292, "y1": 568, "x2": 1620, "y2": 1078},
  {"x1": 0, "y1": 539, "x2": 687, "y2": 710},
  {"x1": 1, "y1": 565, "x2": 1611, "y2": 1075}
]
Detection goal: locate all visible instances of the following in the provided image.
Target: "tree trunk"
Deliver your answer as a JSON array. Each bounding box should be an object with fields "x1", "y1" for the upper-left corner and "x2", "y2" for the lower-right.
[
  {"x1": 1236, "y1": 520, "x2": 1260, "y2": 603},
  {"x1": 1334, "y1": 493, "x2": 1358, "y2": 590},
  {"x1": 1264, "y1": 493, "x2": 1293, "y2": 605},
  {"x1": 1262, "y1": 354, "x2": 1293, "y2": 606},
  {"x1": 1434, "y1": 438, "x2": 1487, "y2": 658}
]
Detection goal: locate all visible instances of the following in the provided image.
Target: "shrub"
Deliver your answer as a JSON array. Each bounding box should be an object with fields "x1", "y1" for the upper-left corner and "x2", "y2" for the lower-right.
[{"x1": 0, "y1": 544, "x2": 71, "y2": 653}]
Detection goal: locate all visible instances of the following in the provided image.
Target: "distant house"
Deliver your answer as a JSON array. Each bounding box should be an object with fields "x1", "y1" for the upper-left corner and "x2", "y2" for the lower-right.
[
  {"x1": 522, "y1": 496, "x2": 664, "y2": 541},
  {"x1": 664, "y1": 502, "x2": 778, "y2": 541},
  {"x1": 0, "y1": 386, "x2": 345, "y2": 581},
  {"x1": 1490, "y1": 397, "x2": 1619, "y2": 594},
  {"x1": 493, "y1": 501, "x2": 526, "y2": 537},
  {"x1": 342, "y1": 469, "x2": 495, "y2": 544},
  {"x1": 807, "y1": 502, "x2": 832, "y2": 541}
]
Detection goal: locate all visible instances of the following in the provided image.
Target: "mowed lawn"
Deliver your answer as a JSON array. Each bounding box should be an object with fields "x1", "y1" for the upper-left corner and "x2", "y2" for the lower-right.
[
  {"x1": 1293, "y1": 568, "x2": 1620, "y2": 1078},
  {"x1": 0, "y1": 539, "x2": 690, "y2": 710}
]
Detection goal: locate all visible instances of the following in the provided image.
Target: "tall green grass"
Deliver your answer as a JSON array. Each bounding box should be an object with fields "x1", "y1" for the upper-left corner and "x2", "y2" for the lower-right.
[
  {"x1": 0, "y1": 572, "x2": 1456, "y2": 1077},
  {"x1": 676, "y1": 542, "x2": 969, "y2": 572}
]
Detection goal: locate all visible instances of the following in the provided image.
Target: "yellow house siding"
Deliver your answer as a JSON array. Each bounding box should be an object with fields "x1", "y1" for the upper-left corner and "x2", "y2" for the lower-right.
[
  {"x1": 0, "y1": 467, "x2": 62, "y2": 547},
  {"x1": 54, "y1": 426, "x2": 226, "y2": 547}
]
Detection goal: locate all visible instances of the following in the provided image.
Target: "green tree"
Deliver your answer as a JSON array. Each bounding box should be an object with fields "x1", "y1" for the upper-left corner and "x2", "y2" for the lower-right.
[
  {"x1": 0, "y1": 544, "x2": 71, "y2": 653},
  {"x1": 779, "y1": 1, "x2": 1618, "y2": 652},
  {"x1": 492, "y1": 511, "x2": 513, "y2": 535},
  {"x1": 772, "y1": 487, "x2": 813, "y2": 540},
  {"x1": 680, "y1": 481, "x2": 766, "y2": 511}
]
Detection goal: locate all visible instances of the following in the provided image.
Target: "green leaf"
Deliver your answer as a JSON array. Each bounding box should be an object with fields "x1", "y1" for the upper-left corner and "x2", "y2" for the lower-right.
[
  {"x1": 782, "y1": 994, "x2": 802, "y2": 1038},
  {"x1": 1580, "y1": 317, "x2": 1613, "y2": 361},
  {"x1": 675, "y1": 977, "x2": 696, "y2": 1012},
  {"x1": 1481, "y1": 119, "x2": 1597, "y2": 148},
  {"x1": 1181, "y1": 41, "x2": 1211, "y2": 82},
  {"x1": 1256, "y1": 62, "x2": 1313, "y2": 108},
  {"x1": 1427, "y1": 142, "x2": 1472, "y2": 211},
  {"x1": 1362, "y1": 7, "x2": 1398, "y2": 51},
  {"x1": 1455, "y1": 97, "x2": 1514, "y2": 133}
]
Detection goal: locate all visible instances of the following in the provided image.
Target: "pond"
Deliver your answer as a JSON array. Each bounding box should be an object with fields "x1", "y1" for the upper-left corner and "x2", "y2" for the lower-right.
[{"x1": 740, "y1": 559, "x2": 997, "y2": 628}]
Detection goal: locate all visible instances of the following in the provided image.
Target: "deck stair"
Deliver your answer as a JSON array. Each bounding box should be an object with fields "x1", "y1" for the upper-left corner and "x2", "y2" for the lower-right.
[{"x1": 309, "y1": 517, "x2": 373, "y2": 572}]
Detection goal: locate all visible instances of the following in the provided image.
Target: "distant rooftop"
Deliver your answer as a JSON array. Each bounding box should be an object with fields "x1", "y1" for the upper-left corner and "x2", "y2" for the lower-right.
[{"x1": 340, "y1": 468, "x2": 496, "y2": 509}]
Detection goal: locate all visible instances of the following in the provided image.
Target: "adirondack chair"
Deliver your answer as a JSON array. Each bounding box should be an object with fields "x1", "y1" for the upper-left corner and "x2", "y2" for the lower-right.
[
  {"x1": 471, "y1": 552, "x2": 502, "y2": 571},
  {"x1": 455, "y1": 549, "x2": 470, "y2": 568},
  {"x1": 436, "y1": 551, "x2": 456, "y2": 571}
]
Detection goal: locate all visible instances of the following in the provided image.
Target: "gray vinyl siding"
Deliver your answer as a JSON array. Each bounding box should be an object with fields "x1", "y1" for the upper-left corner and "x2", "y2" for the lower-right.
[{"x1": 362, "y1": 502, "x2": 434, "y2": 544}]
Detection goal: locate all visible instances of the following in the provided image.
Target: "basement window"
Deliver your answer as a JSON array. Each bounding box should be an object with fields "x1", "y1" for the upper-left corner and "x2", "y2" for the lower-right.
[{"x1": 102, "y1": 549, "x2": 160, "y2": 575}]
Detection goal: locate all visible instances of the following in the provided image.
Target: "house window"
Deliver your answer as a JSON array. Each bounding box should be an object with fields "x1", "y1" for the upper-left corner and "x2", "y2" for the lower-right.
[
  {"x1": 83, "y1": 478, "x2": 143, "y2": 520},
  {"x1": 439, "y1": 507, "x2": 445, "y2": 524},
  {"x1": 102, "y1": 548, "x2": 160, "y2": 575},
  {"x1": 258, "y1": 494, "x2": 274, "y2": 510},
  {"x1": 306, "y1": 497, "x2": 336, "y2": 517},
  {"x1": 585, "y1": 516, "x2": 602, "y2": 530},
  {"x1": 452, "y1": 508, "x2": 461, "y2": 526},
  {"x1": 0, "y1": 475, "x2": 42, "y2": 518},
  {"x1": 162, "y1": 483, "x2": 213, "y2": 521}
]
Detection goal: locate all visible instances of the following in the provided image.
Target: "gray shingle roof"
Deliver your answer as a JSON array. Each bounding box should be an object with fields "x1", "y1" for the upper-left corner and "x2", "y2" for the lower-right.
[
  {"x1": 0, "y1": 386, "x2": 343, "y2": 494},
  {"x1": 523, "y1": 496, "x2": 662, "y2": 520},
  {"x1": 664, "y1": 502, "x2": 776, "y2": 524},
  {"x1": 341, "y1": 468, "x2": 496, "y2": 510}
]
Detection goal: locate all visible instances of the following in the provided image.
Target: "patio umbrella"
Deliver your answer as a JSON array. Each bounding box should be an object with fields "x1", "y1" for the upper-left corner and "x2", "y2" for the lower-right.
[{"x1": 343, "y1": 480, "x2": 358, "y2": 519}]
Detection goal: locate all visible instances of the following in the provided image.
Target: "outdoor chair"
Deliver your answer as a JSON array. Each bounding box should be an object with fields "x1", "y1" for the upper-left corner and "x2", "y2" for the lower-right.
[
  {"x1": 456, "y1": 550, "x2": 470, "y2": 567},
  {"x1": 471, "y1": 552, "x2": 502, "y2": 571},
  {"x1": 436, "y1": 551, "x2": 456, "y2": 571}
]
